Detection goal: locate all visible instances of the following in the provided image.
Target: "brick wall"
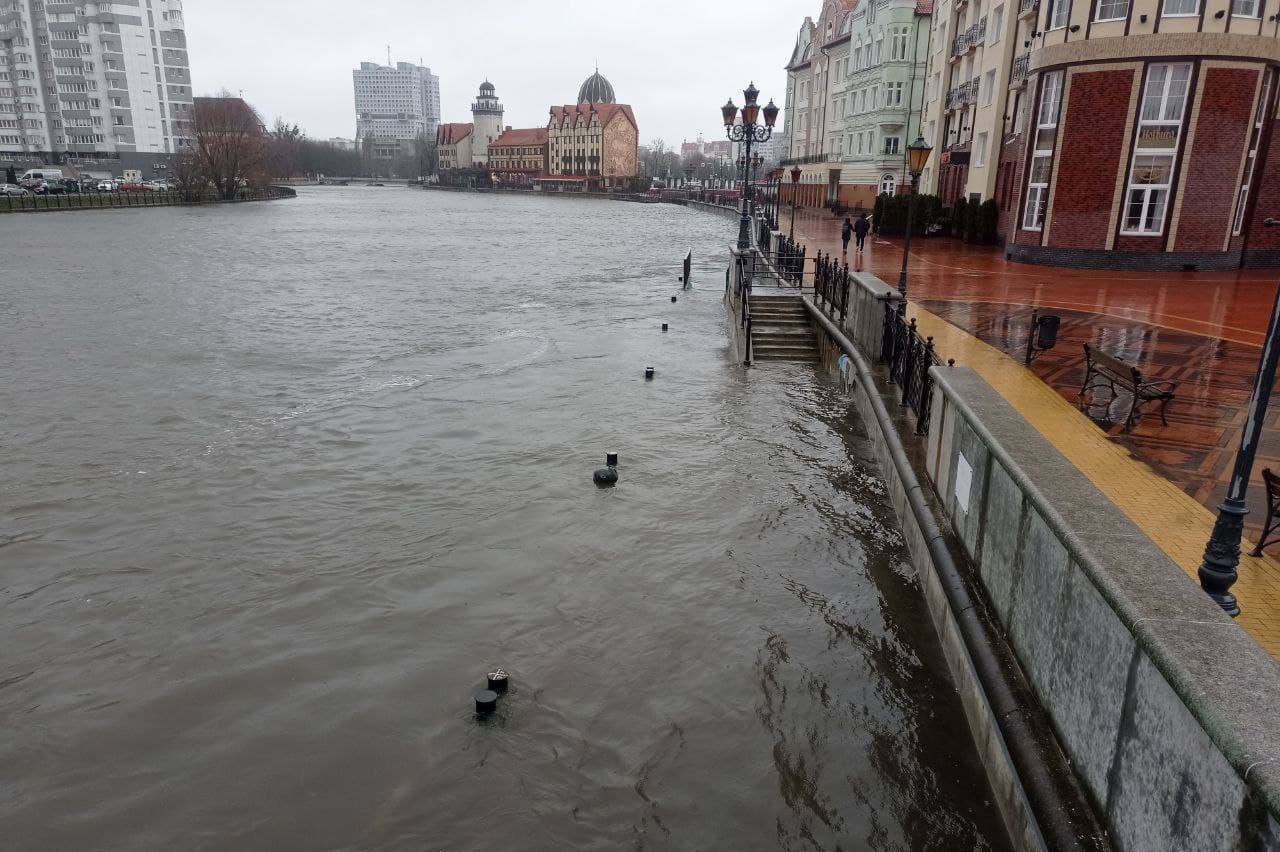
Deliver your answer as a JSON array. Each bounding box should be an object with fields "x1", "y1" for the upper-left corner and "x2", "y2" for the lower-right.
[
  {"x1": 996, "y1": 131, "x2": 1027, "y2": 243},
  {"x1": 1174, "y1": 67, "x2": 1259, "y2": 252},
  {"x1": 1244, "y1": 117, "x2": 1280, "y2": 258},
  {"x1": 1046, "y1": 68, "x2": 1134, "y2": 250}
]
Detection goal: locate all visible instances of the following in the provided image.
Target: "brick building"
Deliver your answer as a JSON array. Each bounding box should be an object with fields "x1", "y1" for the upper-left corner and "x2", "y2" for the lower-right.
[
  {"x1": 923, "y1": 0, "x2": 1280, "y2": 269},
  {"x1": 487, "y1": 127, "x2": 549, "y2": 186},
  {"x1": 541, "y1": 71, "x2": 639, "y2": 192}
]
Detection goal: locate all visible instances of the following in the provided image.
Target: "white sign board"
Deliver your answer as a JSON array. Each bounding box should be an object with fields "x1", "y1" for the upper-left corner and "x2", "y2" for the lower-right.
[{"x1": 954, "y1": 454, "x2": 973, "y2": 514}]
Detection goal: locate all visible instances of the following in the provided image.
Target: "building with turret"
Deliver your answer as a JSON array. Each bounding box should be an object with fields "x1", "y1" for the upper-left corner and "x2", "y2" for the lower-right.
[{"x1": 541, "y1": 70, "x2": 639, "y2": 191}]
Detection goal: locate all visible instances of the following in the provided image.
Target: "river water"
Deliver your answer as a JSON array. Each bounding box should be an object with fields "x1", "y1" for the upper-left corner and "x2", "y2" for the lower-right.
[{"x1": 1, "y1": 188, "x2": 1010, "y2": 852}]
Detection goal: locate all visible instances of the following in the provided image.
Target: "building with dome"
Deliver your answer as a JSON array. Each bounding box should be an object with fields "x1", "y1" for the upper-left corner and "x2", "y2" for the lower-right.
[{"x1": 541, "y1": 70, "x2": 639, "y2": 192}]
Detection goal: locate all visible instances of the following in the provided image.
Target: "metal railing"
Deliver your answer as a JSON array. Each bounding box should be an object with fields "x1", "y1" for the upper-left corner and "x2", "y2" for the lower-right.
[
  {"x1": 774, "y1": 233, "x2": 807, "y2": 286},
  {"x1": 945, "y1": 79, "x2": 979, "y2": 109},
  {"x1": 1020, "y1": 0, "x2": 1040, "y2": 15},
  {"x1": 881, "y1": 305, "x2": 949, "y2": 435},
  {"x1": 729, "y1": 252, "x2": 754, "y2": 365},
  {"x1": 779, "y1": 153, "x2": 839, "y2": 167},
  {"x1": 812, "y1": 251, "x2": 851, "y2": 322},
  {"x1": 951, "y1": 32, "x2": 970, "y2": 57},
  {"x1": 1012, "y1": 53, "x2": 1032, "y2": 86},
  {"x1": 0, "y1": 186, "x2": 295, "y2": 212}
]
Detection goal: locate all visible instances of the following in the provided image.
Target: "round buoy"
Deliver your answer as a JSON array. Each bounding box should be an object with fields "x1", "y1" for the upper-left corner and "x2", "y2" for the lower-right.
[
  {"x1": 645, "y1": 367, "x2": 655, "y2": 380},
  {"x1": 475, "y1": 690, "x2": 499, "y2": 715},
  {"x1": 606, "y1": 452, "x2": 618, "y2": 467},
  {"x1": 671, "y1": 295, "x2": 678, "y2": 303},
  {"x1": 593, "y1": 467, "x2": 618, "y2": 487},
  {"x1": 487, "y1": 669, "x2": 509, "y2": 693},
  {"x1": 661, "y1": 323, "x2": 669, "y2": 332}
]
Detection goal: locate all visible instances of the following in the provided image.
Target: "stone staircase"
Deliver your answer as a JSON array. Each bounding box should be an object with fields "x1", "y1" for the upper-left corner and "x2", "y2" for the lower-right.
[{"x1": 749, "y1": 293, "x2": 818, "y2": 362}]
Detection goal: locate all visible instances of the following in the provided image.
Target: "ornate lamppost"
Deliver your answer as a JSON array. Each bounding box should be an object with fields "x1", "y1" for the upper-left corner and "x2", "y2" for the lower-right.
[
  {"x1": 789, "y1": 165, "x2": 801, "y2": 240},
  {"x1": 722, "y1": 82, "x2": 779, "y2": 250},
  {"x1": 1199, "y1": 217, "x2": 1280, "y2": 617},
  {"x1": 896, "y1": 136, "x2": 934, "y2": 306}
]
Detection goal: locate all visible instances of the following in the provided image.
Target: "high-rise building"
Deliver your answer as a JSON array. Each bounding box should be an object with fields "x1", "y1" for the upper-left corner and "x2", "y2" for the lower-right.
[
  {"x1": 353, "y1": 60, "x2": 440, "y2": 161},
  {"x1": 0, "y1": 0, "x2": 194, "y2": 169}
]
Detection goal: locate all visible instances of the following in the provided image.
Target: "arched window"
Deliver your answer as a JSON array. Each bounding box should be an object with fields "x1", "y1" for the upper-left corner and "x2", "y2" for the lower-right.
[{"x1": 880, "y1": 173, "x2": 897, "y2": 195}]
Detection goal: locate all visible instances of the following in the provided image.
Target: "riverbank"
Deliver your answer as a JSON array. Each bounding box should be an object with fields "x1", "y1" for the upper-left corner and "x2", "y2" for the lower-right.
[
  {"x1": 0, "y1": 185, "x2": 297, "y2": 214},
  {"x1": 730, "y1": 210, "x2": 1280, "y2": 851}
]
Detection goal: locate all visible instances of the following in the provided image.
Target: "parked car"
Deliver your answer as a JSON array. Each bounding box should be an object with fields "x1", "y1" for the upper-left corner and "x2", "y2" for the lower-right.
[
  {"x1": 38, "y1": 179, "x2": 67, "y2": 195},
  {"x1": 96, "y1": 180, "x2": 118, "y2": 192},
  {"x1": 19, "y1": 177, "x2": 43, "y2": 193},
  {"x1": 119, "y1": 182, "x2": 152, "y2": 192},
  {"x1": 0, "y1": 183, "x2": 30, "y2": 196},
  {"x1": 62, "y1": 179, "x2": 81, "y2": 193}
]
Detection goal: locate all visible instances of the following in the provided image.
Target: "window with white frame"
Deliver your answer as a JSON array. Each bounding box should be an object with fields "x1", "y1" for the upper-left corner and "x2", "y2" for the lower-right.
[
  {"x1": 989, "y1": 5, "x2": 1005, "y2": 43},
  {"x1": 975, "y1": 131, "x2": 989, "y2": 166},
  {"x1": 874, "y1": 38, "x2": 883, "y2": 64},
  {"x1": 1162, "y1": 0, "x2": 1197, "y2": 15},
  {"x1": 886, "y1": 81, "x2": 905, "y2": 106},
  {"x1": 982, "y1": 70, "x2": 996, "y2": 105},
  {"x1": 1023, "y1": 70, "x2": 1063, "y2": 230},
  {"x1": 1234, "y1": 69, "x2": 1273, "y2": 234},
  {"x1": 884, "y1": 135, "x2": 901, "y2": 154},
  {"x1": 1231, "y1": 0, "x2": 1260, "y2": 14},
  {"x1": 1122, "y1": 63, "x2": 1191, "y2": 235},
  {"x1": 1048, "y1": 0, "x2": 1071, "y2": 28},
  {"x1": 1096, "y1": 0, "x2": 1128, "y2": 20},
  {"x1": 881, "y1": 173, "x2": 896, "y2": 194},
  {"x1": 856, "y1": 133, "x2": 864, "y2": 154},
  {"x1": 891, "y1": 27, "x2": 910, "y2": 60}
]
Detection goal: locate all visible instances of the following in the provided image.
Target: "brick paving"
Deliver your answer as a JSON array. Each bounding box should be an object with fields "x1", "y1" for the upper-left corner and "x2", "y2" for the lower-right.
[{"x1": 789, "y1": 210, "x2": 1280, "y2": 657}]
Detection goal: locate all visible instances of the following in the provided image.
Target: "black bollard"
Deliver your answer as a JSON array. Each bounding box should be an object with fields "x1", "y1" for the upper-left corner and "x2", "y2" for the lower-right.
[
  {"x1": 606, "y1": 452, "x2": 618, "y2": 467},
  {"x1": 475, "y1": 690, "x2": 498, "y2": 715},
  {"x1": 487, "y1": 669, "x2": 509, "y2": 693},
  {"x1": 671, "y1": 295, "x2": 677, "y2": 303},
  {"x1": 593, "y1": 467, "x2": 618, "y2": 486},
  {"x1": 645, "y1": 367, "x2": 655, "y2": 380},
  {"x1": 662, "y1": 323, "x2": 668, "y2": 332}
]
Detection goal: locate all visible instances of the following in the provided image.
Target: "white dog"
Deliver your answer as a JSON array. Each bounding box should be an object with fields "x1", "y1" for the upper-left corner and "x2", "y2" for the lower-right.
[{"x1": 837, "y1": 353, "x2": 856, "y2": 393}]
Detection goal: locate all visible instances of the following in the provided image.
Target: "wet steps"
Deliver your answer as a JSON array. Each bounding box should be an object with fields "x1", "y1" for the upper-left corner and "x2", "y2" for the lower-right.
[{"x1": 750, "y1": 293, "x2": 818, "y2": 362}]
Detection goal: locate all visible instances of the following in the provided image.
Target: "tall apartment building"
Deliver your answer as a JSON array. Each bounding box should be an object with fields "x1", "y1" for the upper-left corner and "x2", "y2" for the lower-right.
[
  {"x1": 923, "y1": 0, "x2": 1280, "y2": 267},
  {"x1": 0, "y1": 0, "x2": 193, "y2": 169},
  {"x1": 781, "y1": 0, "x2": 932, "y2": 211},
  {"x1": 353, "y1": 60, "x2": 440, "y2": 161}
]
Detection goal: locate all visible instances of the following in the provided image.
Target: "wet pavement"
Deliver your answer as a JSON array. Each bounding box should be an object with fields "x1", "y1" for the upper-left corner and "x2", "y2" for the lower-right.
[{"x1": 789, "y1": 209, "x2": 1280, "y2": 658}]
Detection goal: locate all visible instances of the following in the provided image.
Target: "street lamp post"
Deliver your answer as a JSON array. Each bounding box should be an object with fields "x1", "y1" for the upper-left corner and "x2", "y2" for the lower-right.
[
  {"x1": 896, "y1": 136, "x2": 934, "y2": 308},
  {"x1": 789, "y1": 165, "x2": 801, "y2": 240},
  {"x1": 722, "y1": 82, "x2": 780, "y2": 250},
  {"x1": 1198, "y1": 217, "x2": 1280, "y2": 617}
]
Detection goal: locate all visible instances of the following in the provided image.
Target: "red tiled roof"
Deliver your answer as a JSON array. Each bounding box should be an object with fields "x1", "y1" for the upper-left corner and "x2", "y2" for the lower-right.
[
  {"x1": 437, "y1": 123, "x2": 474, "y2": 145},
  {"x1": 548, "y1": 103, "x2": 637, "y2": 130},
  {"x1": 492, "y1": 127, "x2": 548, "y2": 147},
  {"x1": 915, "y1": 0, "x2": 935, "y2": 12}
]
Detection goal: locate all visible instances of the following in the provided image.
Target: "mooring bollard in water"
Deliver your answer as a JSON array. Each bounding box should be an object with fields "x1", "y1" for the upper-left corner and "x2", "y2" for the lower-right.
[
  {"x1": 593, "y1": 453, "x2": 619, "y2": 487},
  {"x1": 662, "y1": 323, "x2": 668, "y2": 332},
  {"x1": 487, "y1": 669, "x2": 509, "y2": 693},
  {"x1": 644, "y1": 367, "x2": 655, "y2": 380},
  {"x1": 671, "y1": 295, "x2": 677, "y2": 303},
  {"x1": 475, "y1": 690, "x2": 499, "y2": 715}
]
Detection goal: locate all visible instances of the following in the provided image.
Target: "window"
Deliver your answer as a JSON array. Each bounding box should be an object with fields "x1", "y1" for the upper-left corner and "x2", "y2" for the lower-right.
[
  {"x1": 982, "y1": 70, "x2": 997, "y2": 104},
  {"x1": 989, "y1": 5, "x2": 1004, "y2": 43},
  {"x1": 1122, "y1": 63, "x2": 1191, "y2": 234},
  {"x1": 891, "y1": 27, "x2": 910, "y2": 60},
  {"x1": 975, "y1": 131, "x2": 989, "y2": 166},
  {"x1": 1232, "y1": 0, "x2": 1260, "y2": 14},
  {"x1": 1023, "y1": 71, "x2": 1063, "y2": 230},
  {"x1": 886, "y1": 81, "x2": 904, "y2": 106},
  {"x1": 1096, "y1": 0, "x2": 1128, "y2": 19},
  {"x1": 884, "y1": 136, "x2": 901, "y2": 154},
  {"x1": 1048, "y1": 0, "x2": 1071, "y2": 28},
  {"x1": 1234, "y1": 69, "x2": 1273, "y2": 234},
  {"x1": 856, "y1": 133, "x2": 864, "y2": 154},
  {"x1": 881, "y1": 173, "x2": 897, "y2": 194},
  {"x1": 1162, "y1": 0, "x2": 1197, "y2": 15}
]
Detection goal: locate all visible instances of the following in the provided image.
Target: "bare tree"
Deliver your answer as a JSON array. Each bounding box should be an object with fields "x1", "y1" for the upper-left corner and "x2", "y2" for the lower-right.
[
  {"x1": 269, "y1": 118, "x2": 304, "y2": 179},
  {"x1": 192, "y1": 92, "x2": 269, "y2": 199}
]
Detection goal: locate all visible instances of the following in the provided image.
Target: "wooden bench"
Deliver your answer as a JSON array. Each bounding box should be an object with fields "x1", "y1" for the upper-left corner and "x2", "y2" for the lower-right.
[
  {"x1": 1079, "y1": 344, "x2": 1177, "y2": 433},
  {"x1": 1250, "y1": 469, "x2": 1280, "y2": 555}
]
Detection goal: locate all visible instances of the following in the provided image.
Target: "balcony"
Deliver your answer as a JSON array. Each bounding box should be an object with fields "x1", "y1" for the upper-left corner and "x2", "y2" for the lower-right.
[
  {"x1": 945, "y1": 79, "x2": 980, "y2": 110},
  {"x1": 951, "y1": 32, "x2": 969, "y2": 58},
  {"x1": 967, "y1": 17, "x2": 988, "y2": 47},
  {"x1": 780, "y1": 153, "x2": 840, "y2": 167},
  {"x1": 1011, "y1": 53, "x2": 1032, "y2": 87},
  {"x1": 1019, "y1": 0, "x2": 1041, "y2": 16}
]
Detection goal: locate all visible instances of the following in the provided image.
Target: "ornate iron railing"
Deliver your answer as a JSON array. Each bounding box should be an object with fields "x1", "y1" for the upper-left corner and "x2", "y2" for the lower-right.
[
  {"x1": 880, "y1": 304, "x2": 950, "y2": 434},
  {"x1": 812, "y1": 251, "x2": 851, "y2": 323},
  {"x1": 773, "y1": 234, "x2": 806, "y2": 286}
]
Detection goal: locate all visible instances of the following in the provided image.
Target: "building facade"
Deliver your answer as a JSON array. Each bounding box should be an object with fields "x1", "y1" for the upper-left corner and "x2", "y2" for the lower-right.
[
  {"x1": 436, "y1": 122, "x2": 474, "y2": 171},
  {"x1": 0, "y1": 0, "x2": 193, "y2": 171},
  {"x1": 782, "y1": 0, "x2": 932, "y2": 211},
  {"x1": 543, "y1": 71, "x2": 638, "y2": 191},
  {"x1": 923, "y1": 0, "x2": 1280, "y2": 267},
  {"x1": 353, "y1": 61, "x2": 440, "y2": 162},
  {"x1": 487, "y1": 126, "x2": 548, "y2": 185},
  {"x1": 469, "y1": 81, "x2": 503, "y2": 167}
]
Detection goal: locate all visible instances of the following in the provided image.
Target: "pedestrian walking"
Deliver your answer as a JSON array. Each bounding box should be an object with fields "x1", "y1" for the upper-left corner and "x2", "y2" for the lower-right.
[
  {"x1": 841, "y1": 217, "x2": 854, "y2": 256},
  {"x1": 854, "y1": 213, "x2": 871, "y2": 253}
]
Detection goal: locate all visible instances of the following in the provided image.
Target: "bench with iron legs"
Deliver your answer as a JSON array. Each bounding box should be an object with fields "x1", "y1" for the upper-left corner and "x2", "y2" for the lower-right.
[
  {"x1": 1250, "y1": 469, "x2": 1280, "y2": 556},
  {"x1": 1079, "y1": 343, "x2": 1178, "y2": 433}
]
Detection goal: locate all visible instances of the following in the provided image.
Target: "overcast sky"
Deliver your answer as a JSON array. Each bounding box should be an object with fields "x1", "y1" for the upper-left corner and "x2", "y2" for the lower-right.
[{"x1": 184, "y1": 0, "x2": 815, "y2": 146}]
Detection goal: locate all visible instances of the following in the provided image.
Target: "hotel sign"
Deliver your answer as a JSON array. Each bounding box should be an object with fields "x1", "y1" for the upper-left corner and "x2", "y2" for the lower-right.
[
  {"x1": 1137, "y1": 127, "x2": 1178, "y2": 150},
  {"x1": 941, "y1": 150, "x2": 971, "y2": 166}
]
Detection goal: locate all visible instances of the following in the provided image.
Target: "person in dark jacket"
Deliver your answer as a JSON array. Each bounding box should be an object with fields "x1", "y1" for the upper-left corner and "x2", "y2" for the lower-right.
[
  {"x1": 854, "y1": 213, "x2": 871, "y2": 253},
  {"x1": 841, "y1": 217, "x2": 854, "y2": 255}
]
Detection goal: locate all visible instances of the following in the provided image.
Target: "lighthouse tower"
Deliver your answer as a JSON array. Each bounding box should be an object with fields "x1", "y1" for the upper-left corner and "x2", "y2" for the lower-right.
[{"x1": 470, "y1": 81, "x2": 504, "y2": 166}]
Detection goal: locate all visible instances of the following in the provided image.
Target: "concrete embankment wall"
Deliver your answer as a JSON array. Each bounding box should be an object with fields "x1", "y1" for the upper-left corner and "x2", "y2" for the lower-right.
[
  {"x1": 927, "y1": 367, "x2": 1280, "y2": 852},
  {"x1": 799, "y1": 258, "x2": 1280, "y2": 851}
]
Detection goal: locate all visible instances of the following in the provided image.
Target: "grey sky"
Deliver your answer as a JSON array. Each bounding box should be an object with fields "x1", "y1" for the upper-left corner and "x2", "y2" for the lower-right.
[{"x1": 185, "y1": 0, "x2": 814, "y2": 147}]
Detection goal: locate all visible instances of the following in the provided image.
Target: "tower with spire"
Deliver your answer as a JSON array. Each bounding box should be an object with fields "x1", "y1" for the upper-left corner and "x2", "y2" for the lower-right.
[{"x1": 470, "y1": 81, "x2": 504, "y2": 166}]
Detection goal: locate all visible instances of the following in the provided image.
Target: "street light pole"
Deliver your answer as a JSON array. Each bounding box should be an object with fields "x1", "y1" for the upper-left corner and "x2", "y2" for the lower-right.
[
  {"x1": 722, "y1": 83, "x2": 779, "y2": 251},
  {"x1": 789, "y1": 165, "x2": 801, "y2": 240},
  {"x1": 1198, "y1": 217, "x2": 1280, "y2": 616},
  {"x1": 896, "y1": 136, "x2": 934, "y2": 308}
]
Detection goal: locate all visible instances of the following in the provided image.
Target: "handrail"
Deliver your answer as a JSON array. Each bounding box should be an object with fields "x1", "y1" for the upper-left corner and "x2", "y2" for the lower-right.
[{"x1": 881, "y1": 306, "x2": 948, "y2": 434}]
